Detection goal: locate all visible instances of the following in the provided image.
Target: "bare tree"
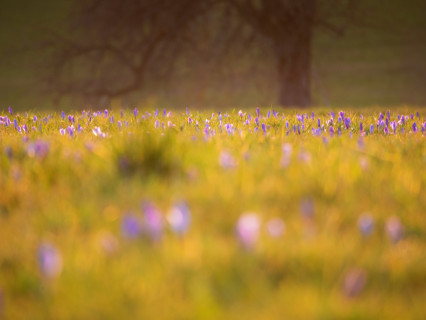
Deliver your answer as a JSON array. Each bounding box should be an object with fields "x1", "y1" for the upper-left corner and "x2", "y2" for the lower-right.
[{"x1": 45, "y1": 0, "x2": 362, "y2": 107}]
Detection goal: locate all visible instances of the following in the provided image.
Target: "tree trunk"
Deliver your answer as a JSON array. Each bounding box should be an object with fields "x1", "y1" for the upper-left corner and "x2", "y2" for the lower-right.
[{"x1": 276, "y1": 1, "x2": 315, "y2": 108}]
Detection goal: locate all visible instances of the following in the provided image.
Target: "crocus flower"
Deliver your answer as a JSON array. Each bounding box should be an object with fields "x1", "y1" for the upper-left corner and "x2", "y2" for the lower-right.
[
  {"x1": 343, "y1": 268, "x2": 366, "y2": 298},
  {"x1": 92, "y1": 127, "x2": 106, "y2": 138},
  {"x1": 167, "y1": 202, "x2": 191, "y2": 235},
  {"x1": 267, "y1": 110, "x2": 271, "y2": 118},
  {"x1": 133, "y1": 107, "x2": 138, "y2": 118},
  {"x1": 219, "y1": 151, "x2": 237, "y2": 169},
  {"x1": 236, "y1": 213, "x2": 261, "y2": 250},
  {"x1": 98, "y1": 231, "x2": 119, "y2": 254},
  {"x1": 59, "y1": 128, "x2": 66, "y2": 135},
  {"x1": 142, "y1": 202, "x2": 164, "y2": 242},
  {"x1": 256, "y1": 107, "x2": 260, "y2": 117},
  {"x1": 358, "y1": 213, "x2": 374, "y2": 236},
  {"x1": 121, "y1": 214, "x2": 141, "y2": 238},
  {"x1": 281, "y1": 143, "x2": 292, "y2": 167},
  {"x1": 261, "y1": 123, "x2": 267, "y2": 134},
  {"x1": 412, "y1": 122, "x2": 418, "y2": 132},
  {"x1": 387, "y1": 110, "x2": 390, "y2": 119},
  {"x1": 38, "y1": 243, "x2": 63, "y2": 278},
  {"x1": 8, "y1": 106, "x2": 12, "y2": 115},
  {"x1": 266, "y1": 218, "x2": 285, "y2": 238},
  {"x1": 329, "y1": 126, "x2": 334, "y2": 136},
  {"x1": 370, "y1": 125, "x2": 374, "y2": 134},
  {"x1": 300, "y1": 198, "x2": 314, "y2": 219},
  {"x1": 155, "y1": 120, "x2": 160, "y2": 128},
  {"x1": 344, "y1": 117, "x2": 351, "y2": 129},
  {"x1": 27, "y1": 140, "x2": 49, "y2": 159},
  {"x1": 385, "y1": 216, "x2": 403, "y2": 244}
]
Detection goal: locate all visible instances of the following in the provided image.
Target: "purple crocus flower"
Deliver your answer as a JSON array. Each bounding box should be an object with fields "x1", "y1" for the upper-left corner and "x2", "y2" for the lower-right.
[
  {"x1": 311, "y1": 111, "x2": 314, "y2": 119},
  {"x1": 391, "y1": 121, "x2": 397, "y2": 133},
  {"x1": 38, "y1": 243, "x2": 62, "y2": 278},
  {"x1": 122, "y1": 214, "x2": 141, "y2": 238},
  {"x1": 293, "y1": 124, "x2": 296, "y2": 133},
  {"x1": 329, "y1": 126, "x2": 334, "y2": 136},
  {"x1": 14, "y1": 119, "x2": 18, "y2": 129},
  {"x1": 67, "y1": 125, "x2": 75, "y2": 137},
  {"x1": 273, "y1": 110, "x2": 277, "y2": 118},
  {"x1": 8, "y1": 106, "x2": 12, "y2": 115},
  {"x1": 104, "y1": 109, "x2": 109, "y2": 117},
  {"x1": 300, "y1": 198, "x2": 314, "y2": 220},
  {"x1": 59, "y1": 128, "x2": 65, "y2": 135},
  {"x1": 163, "y1": 109, "x2": 166, "y2": 117},
  {"x1": 285, "y1": 121, "x2": 289, "y2": 129},
  {"x1": 411, "y1": 113, "x2": 414, "y2": 120},
  {"x1": 256, "y1": 107, "x2": 260, "y2": 117},
  {"x1": 358, "y1": 213, "x2": 374, "y2": 236},
  {"x1": 27, "y1": 140, "x2": 49, "y2": 159},
  {"x1": 385, "y1": 216, "x2": 403, "y2": 244},
  {"x1": 255, "y1": 117, "x2": 259, "y2": 126},
  {"x1": 370, "y1": 124, "x2": 374, "y2": 134},
  {"x1": 344, "y1": 117, "x2": 351, "y2": 129},
  {"x1": 133, "y1": 107, "x2": 138, "y2": 118},
  {"x1": 186, "y1": 108, "x2": 189, "y2": 115},
  {"x1": 236, "y1": 213, "x2": 261, "y2": 250},
  {"x1": 267, "y1": 110, "x2": 271, "y2": 118},
  {"x1": 77, "y1": 124, "x2": 82, "y2": 133},
  {"x1": 155, "y1": 120, "x2": 160, "y2": 128},
  {"x1": 61, "y1": 111, "x2": 65, "y2": 119},
  {"x1": 331, "y1": 111, "x2": 335, "y2": 119},
  {"x1": 387, "y1": 110, "x2": 390, "y2": 119},
  {"x1": 318, "y1": 118, "x2": 321, "y2": 128},
  {"x1": 167, "y1": 202, "x2": 191, "y2": 235},
  {"x1": 338, "y1": 127, "x2": 341, "y2": 136},
  {"x1": 339, "y1": 111, "x2": 344, "y2": 120},
  {"x1": 266, "y1": 218, "x2": 285, "y2": 238},
  {"x1": 384, "y1": 126, "x2": 389, "y2": 135},
  {"x1": 143, "y1": 202, "x2": 164, "y2": 242},
  {"x1": 219, "y1": 150, "x2": 237, "y2": 168},
  {"x1": 412, "y1": 122, "x2": 418, "y2": 132},
  {"x1": 261, "y1": 123, "x2": 267, "y2": 134},
  {"x1": 343, "y1": 268, "x2": 366, "y2": 297},
  {"x1": 360, "y1": 123, "x2": 363, "y2": 132},
  {"x1": 281, "y1": 143, "x2": 292, "y2": 167},
  {"x1": 416, "y1": 111, "x2": 419, "y2": 119}
]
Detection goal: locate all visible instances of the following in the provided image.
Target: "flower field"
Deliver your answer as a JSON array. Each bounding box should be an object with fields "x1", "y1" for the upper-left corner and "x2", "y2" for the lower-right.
[{"x1": 0, "y1": 107, "x2": 425, "y2": 319}]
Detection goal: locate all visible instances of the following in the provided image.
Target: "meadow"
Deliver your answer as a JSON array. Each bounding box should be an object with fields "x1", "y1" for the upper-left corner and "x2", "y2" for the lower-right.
[{"x1": 0, "y1": 107, "x2": 425, "y2": 319}]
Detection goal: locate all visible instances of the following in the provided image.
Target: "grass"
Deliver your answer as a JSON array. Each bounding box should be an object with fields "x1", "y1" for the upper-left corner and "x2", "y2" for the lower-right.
[{"x1": 0, "y1": 106, "x2": 425, "y2": 319}]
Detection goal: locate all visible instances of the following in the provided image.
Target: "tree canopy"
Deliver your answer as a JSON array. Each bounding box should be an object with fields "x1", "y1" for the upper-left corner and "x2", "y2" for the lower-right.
[{"x1": 46, "y1": 0, "x2": 363, "y2": 107}]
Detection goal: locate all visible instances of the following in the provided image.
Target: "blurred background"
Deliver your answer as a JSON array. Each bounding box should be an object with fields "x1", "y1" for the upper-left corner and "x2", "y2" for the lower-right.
[{"x1": 0, "y1": 0, "x2": 425, "y2": 111}]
